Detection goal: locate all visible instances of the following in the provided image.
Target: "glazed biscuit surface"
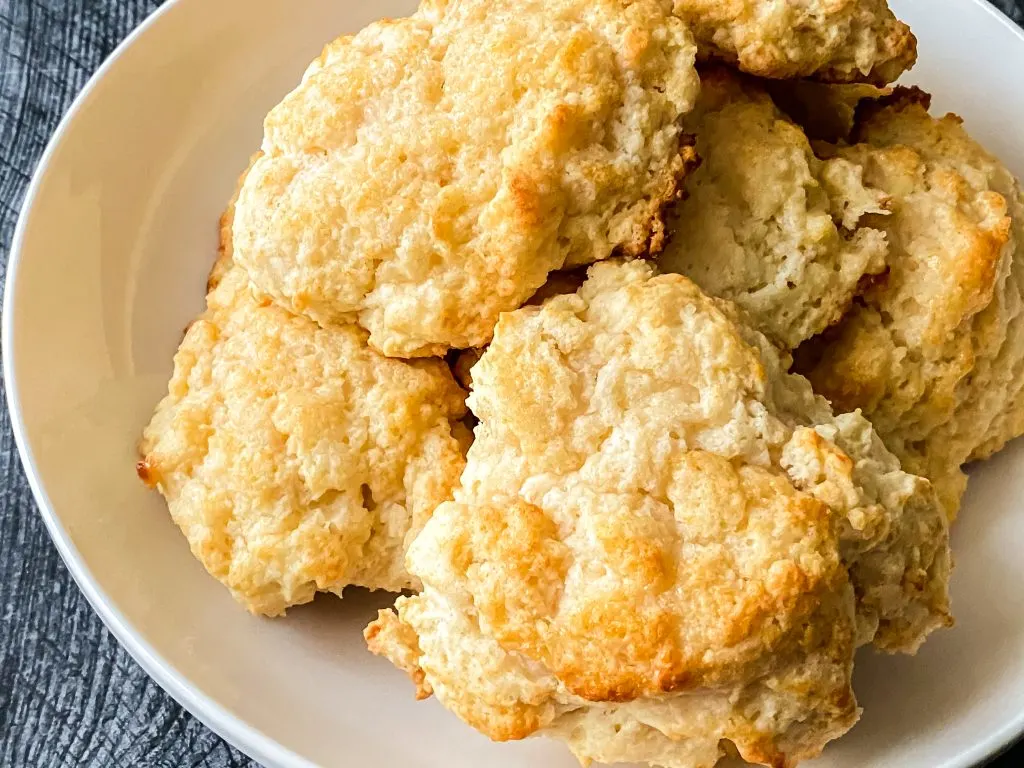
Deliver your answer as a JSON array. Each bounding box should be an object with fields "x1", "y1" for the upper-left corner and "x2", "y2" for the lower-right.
[
  {"x1": 674, "y1": 0, "x2": 916, "y2": 84},
  {"x1": 138, "y1": 268, "x2": 468, "y2": 616},
  {"x1": 367, "y1": 262, "x2": 951, "y2": 768},
  {"x1": 658, "y1": 68, "x2": 890, "y2": 349},
  {"x1": 796, "y1": 90, "x2": 1024, "y2": 519},
  {"x1": 233, "y1": 0, "x2": 700, "y2": 357}
]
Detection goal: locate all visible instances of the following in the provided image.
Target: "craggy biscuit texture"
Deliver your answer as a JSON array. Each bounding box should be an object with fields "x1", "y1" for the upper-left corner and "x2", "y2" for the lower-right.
[
  {"x1": 367, "y1": 262, "x2": 950, "y2": 768},
  {"x1": 449, "y1": 270, "x2": 587, "y2": 391},
  {"x1": 658, "y1": 68, "x2": 889, "y2": 349},
  {"x1": 796, "y1": 91, "x2": 1024, "y2": 519},
  {"x1": 138, "y1": 268, "x2": 468, "y2": 616},
  {"x1": 674, "y1": 0, "x2": 916, "y2": 84},
  {"x1": 232, "y1": 0, "x2": 700, "y2": 357}
]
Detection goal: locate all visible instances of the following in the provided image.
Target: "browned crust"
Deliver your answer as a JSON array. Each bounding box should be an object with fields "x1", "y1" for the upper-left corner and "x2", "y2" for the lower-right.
[
  {"x1": 448, "y1": 476, "x2": 848, "y2": 704},
  {"x1": 135, "y1": 458, "x2": 157, "y2": 487},
  {"x1": 625, "y1": 136, "x2": 701, "y2": 258},
  {"x1": 851, "y1": 85, "x2": 933, "y2": 142}
]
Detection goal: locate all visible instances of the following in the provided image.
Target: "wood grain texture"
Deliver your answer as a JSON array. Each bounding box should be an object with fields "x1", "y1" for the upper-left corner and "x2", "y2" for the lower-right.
[{"x1": 0, "y1": 1, "x2": 1023, "y2": 767}]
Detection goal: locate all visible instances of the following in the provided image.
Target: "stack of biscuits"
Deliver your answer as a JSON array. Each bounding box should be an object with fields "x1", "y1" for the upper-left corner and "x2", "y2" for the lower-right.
[{"x1": 137, "y1": 1, "x2": 1024, "y2": 765}]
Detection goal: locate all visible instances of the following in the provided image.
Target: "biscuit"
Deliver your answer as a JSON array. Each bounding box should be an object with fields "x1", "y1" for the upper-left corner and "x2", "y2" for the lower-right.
[
  {"x1": 232, "y1": 0, "x2": 700, "y2": 357},
  {"x1": 674, "y1": 0, "x2": 916, "y2": 84},
  {"x1": 658, "y1": 68, "x2": 890, "y2": 349},
  {"x1": 138, "y1": 267, "x2": 469, "y2": 616},
  {"x1": 449, "y1": 269, "x2": 586, "y2": 391},
  {"x1": 795, "y1": 89, "x2": 1024, "y2": 519},
  {"x1": 367, "y1": 262, "x2": 950, "y2": 768}
]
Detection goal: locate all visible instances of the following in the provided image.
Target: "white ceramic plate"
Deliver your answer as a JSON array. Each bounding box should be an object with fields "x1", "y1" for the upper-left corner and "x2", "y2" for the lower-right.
[{"x1": 4, "y1": 1, "x2": 1024, "y2": 766}]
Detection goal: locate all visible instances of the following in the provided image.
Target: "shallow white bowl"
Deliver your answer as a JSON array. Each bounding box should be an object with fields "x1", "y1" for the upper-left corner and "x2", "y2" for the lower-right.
[{"x1": 4, "y1": 0, "x2": 1024, "y2": 766}]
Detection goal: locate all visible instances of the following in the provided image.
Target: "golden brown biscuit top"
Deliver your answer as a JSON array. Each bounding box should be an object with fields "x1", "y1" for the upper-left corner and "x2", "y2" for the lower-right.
[
  {"x1": 796, "y1": 90, "x2": 1024, "y2": 519},
  {"x1": 675, "y1": 0, "x2": 916, "y2": 84},
  {"x1": 232, "y1": 0, "x2": 700, "y2": 357},
  {"x1": 418, "y1": 462, "x2": 846, "y2": 703},
  {"x1": 368, "y1": 261, "x2": 949, "y2": 768},
  {"x1": 460, "y1": 260, "x2": 949, "y2": 652},
  {"x1": 139, "y1": 268, "x2": 468, "y2": 615}
]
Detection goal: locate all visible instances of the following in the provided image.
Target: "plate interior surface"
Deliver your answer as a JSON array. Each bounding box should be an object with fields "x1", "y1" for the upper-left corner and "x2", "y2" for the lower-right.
[{"x1": 4, "y1": 0, "x2": 1024, "y2": 766}]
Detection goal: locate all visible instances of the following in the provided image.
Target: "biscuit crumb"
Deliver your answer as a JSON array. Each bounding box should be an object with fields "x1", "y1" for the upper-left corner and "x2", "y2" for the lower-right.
[
  {"x1": 796, "y1": 89, "x2": 1024, "y2": 520},
  {"x1": 659, "y1": 67, "x2": 890, "y2": 349},
  {"x1": 232, "y1": 0, "x2": 701, "y2": 357},
  {"x1": 675, "y1": 0, "x2": 917, "y2": 84},
  {"x1": 367, "y1": 261, "x2": 950, "y2": 767},
  {"x1": 138, "y1": 269, "x2": 468, "y2": 616}
]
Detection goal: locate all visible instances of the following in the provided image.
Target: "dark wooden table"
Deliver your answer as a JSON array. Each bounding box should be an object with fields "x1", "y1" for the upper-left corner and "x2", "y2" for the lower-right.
[{"x1": 2, "y1": 1, "x2": 1024, "y2": 766}]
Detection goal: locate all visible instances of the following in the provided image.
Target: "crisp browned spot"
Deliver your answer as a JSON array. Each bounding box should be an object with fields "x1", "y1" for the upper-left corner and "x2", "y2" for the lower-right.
[
  {"x1": 547, "y1": 102, "x2": 576, "y2": 133},
  {"x1": 136, "y1": 458, "x2": 156, "y2": 487},
  {"x1": 852, "y1": 85, "x2": 932, "y2": 141},
  {"x1": 622, "y1": 137, "x2": 701, "y2": 258},
  {"x1": 737, "y1": 737, "x2": 788, "y2": 768},
  {"x1": 463, "y1": 700, "x2": 544, "y2": 743},
  {"x1": 363, "y1": 619, "x2": 382, "y2": 643},
  {"x1": 509, "y1": 172, "x2": 544, "y2": 229},
  {"x1": 411, "y1": 669, "x2": 432, "y2": 701}
]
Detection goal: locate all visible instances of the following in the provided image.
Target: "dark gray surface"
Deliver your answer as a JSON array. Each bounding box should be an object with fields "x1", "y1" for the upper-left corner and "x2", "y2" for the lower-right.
[{"x1": 1, "y1": 1, "x2": 1023, "y2": 766}]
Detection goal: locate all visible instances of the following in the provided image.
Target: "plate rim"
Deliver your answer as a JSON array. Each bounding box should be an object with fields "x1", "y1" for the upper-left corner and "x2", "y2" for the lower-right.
[{"x1": 2, "y1": 1, "x2": 1023, "y2": 767}]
